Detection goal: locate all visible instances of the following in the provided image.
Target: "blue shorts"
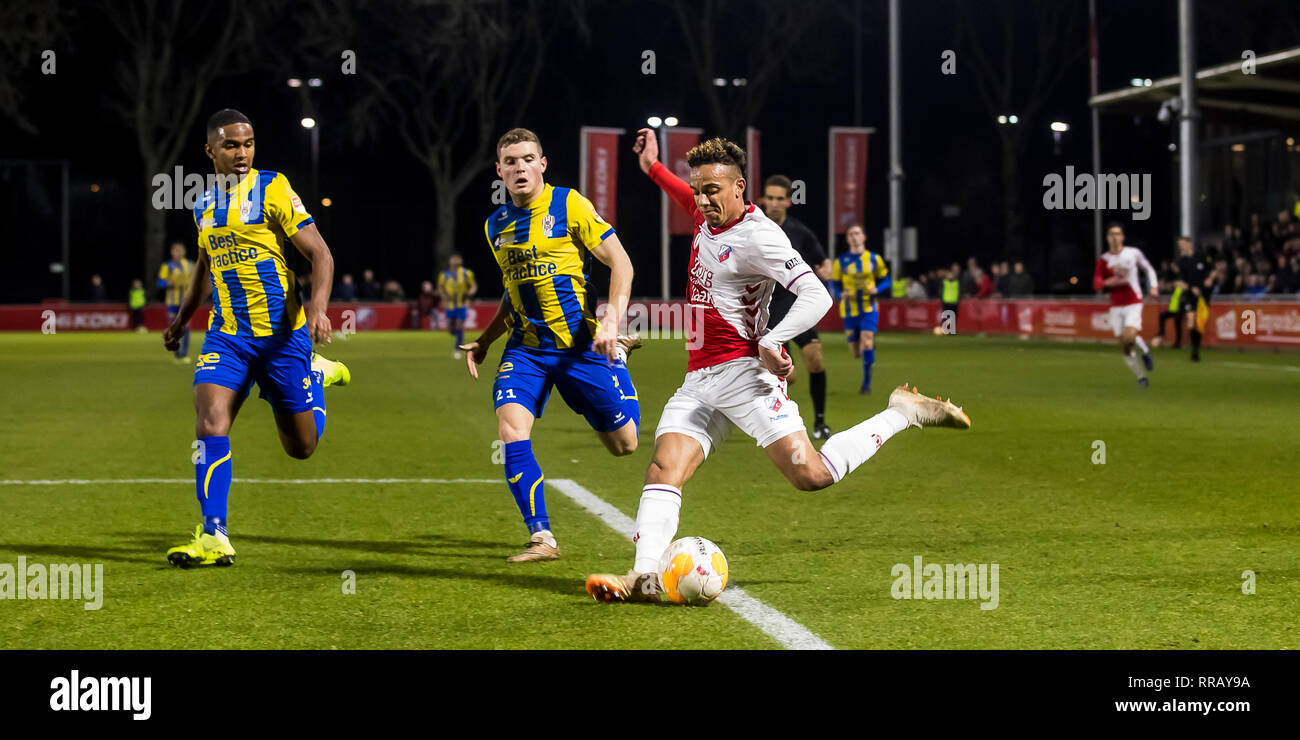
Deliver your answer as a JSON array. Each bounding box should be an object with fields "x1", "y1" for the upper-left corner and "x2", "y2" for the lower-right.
[
  {"x1": 193, "y1": 326, "x2": 316, "y2": 414},
  {"x1": 445, "y1": 307, "x2": 467, "y2": 321},
  {"x1": 844, "y1": 311, "x2": 879, "y2": 335},
  {"x1": 493, "y1": 345, "x2": 629, "y2": 432}
]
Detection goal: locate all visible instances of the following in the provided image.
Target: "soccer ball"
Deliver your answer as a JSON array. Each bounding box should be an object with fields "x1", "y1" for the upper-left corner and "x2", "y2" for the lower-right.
[{"x1": 659, "y1": 537, "x2": 728, "y2": 606}]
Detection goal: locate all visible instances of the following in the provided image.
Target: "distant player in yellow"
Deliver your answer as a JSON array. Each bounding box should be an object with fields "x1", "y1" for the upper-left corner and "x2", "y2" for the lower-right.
[
  {"x1": 158, "y1": 241, "x2": 194, "y2": 362},
  {"x1": 438, "y1": 253, "x2": 477, "y2": 358},
  {"x1": 831, "y1": 224, "x2": 890, "y2": 393},
  {"x1": 162, "y1": 108, "x2": 351, "y2": 568},
  {"x1": 459, "y1": 128, "x2": 641, "y2": 563}
]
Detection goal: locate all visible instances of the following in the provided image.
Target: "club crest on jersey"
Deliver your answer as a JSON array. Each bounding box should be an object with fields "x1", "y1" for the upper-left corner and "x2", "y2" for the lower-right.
[
  {"x1": 766, "y1": 396, "x2": 782, "y2": 412},
  {"x1": 542, "y1": 214, "x2": 556, "y2": 237},
  {"x1": 718, "y1": 245, "x2": 733, "y2": 262},
  {"x1": 239, "y1": 200, "x2": 251, "y2": 221}
]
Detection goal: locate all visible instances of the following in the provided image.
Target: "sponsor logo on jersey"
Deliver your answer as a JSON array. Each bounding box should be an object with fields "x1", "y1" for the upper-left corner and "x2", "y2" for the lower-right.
[
  {"x1": 785, "y1": 257, "x2": 803, "y2": 270},
  {"x1": 291, "y1": 194, "x2": 307, "y2": 215}
]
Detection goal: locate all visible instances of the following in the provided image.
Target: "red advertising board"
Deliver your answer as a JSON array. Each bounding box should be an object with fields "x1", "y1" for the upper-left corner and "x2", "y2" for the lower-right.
[
  {"x1": 579, "y1": 126, "x2": 623, "y2": 226},
  {"x1": 828, "y1": 127, "x2": 872, "y2": 244},
  {"x1": 664, "y1": 128, "x2": 703, "y2": 235}
]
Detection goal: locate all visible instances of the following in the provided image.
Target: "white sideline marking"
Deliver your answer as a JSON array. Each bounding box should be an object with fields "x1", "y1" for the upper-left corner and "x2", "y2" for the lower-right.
[
  {"x1": 0, "y1": 475, "x2": 832, "y2": 649},
  {"x1": 0, "y1": 478, "x2": 499, "y2": 485},
  {"x1": 549, "y1": 478, "x2": 833, "y2": 651}
]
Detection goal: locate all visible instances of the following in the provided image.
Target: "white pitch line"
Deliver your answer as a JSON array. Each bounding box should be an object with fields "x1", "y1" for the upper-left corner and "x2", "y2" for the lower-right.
[
  {"x1": 0, "y1": 478, "x2": 500, "y2": 485},
  {"x1": 548, "y1": 478, "x2": 833, "y2": 651}
]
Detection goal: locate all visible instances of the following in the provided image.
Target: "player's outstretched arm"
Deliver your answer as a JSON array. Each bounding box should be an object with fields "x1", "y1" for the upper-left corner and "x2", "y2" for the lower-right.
[
  {"x1": 461, "y1": 296, "x2": 511, "y2": 379},
  {"x1": 590, "y1": 234, "x2": 634, "y2": 362},
  {"x1": 634, "y1": 127, "x2": 696, "y2": 216},
  {"x1": 289, "y1": 223, "x2": 336, "y2": 344},
  {"x1": 163, "y1": 249, "x2": 211, "y2": 352}
]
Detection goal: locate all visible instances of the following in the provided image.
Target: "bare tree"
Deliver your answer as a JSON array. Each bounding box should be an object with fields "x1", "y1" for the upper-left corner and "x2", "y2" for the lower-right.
[
  {"x1": 311, "y1": 0, "x2": 585, "y2": 269},
  {"x1": 0, "y1": 0, "x2": 61, "y2": 135},
  {"x1": 665, "y1": 0, "x2": 828, "y2": 141},
  {"x1": 101, "y1": 0, "x2": 262, "y2": 288},
  {"x1": 957, "y1": 0, "x2": 1088, "y2": 261}
]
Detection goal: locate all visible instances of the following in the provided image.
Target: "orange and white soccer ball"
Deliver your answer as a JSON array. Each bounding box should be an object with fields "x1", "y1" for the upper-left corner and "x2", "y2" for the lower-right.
[{"x1": 659, "y1": 537, "x2": 728, "y2": 605}]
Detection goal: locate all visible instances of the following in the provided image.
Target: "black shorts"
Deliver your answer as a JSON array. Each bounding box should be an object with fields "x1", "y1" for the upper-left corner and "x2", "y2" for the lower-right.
[
  {"x1": 1178, "y1": 292, "x2": 1206, "y2": 313},
  {"x1": 788, "y1": 328, "x2": 819, "y2": 349}
]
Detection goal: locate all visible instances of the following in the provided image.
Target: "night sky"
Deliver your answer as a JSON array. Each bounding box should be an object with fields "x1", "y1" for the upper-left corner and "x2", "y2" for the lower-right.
[{"x1": 2, "y1": 0, "x2": 1296, "y2": 304}]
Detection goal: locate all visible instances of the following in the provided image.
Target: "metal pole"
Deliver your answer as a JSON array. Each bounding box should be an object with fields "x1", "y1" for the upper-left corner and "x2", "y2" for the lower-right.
[
  {"x1": 1089, "y1": 0, "x2": 1102, "y2": 258},
  {"x1": 311, "y1": 125, "x2": 320, "y2": 200},
  {"x1": 61, "y1": 160, "x2": 70, "y2": 300},
  {"x1": 1178, "y1": 0, "x2": 1199, "y2": 240},
  {"x1": 660, "y1": 127, "x2": 669, "y2": 301},
  {"x1": 853, "y1": 0, "x2": 863, "y2": 126},
  {"x1": 888, "y1": 0, "x2": 903, "y2": 276}
]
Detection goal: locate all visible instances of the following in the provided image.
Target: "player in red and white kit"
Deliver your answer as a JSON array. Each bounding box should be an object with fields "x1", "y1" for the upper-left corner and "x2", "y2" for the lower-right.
[
  {"x1": 1094, "y1": 222, "x2": 1159, "y2": 387},
  {"x1": 584, "y1": 131, "x2": 972, "y2": 603}
]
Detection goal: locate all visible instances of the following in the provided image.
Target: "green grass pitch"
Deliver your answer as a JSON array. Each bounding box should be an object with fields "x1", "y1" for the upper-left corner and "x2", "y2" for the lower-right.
[{"x1": 1, "y1": 329, "x2": 1297, "y2": 649}]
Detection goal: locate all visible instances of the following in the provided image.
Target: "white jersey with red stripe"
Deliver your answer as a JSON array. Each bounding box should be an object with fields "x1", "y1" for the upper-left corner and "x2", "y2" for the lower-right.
[
  {"x1": 1095, "y1": 246, "x2": 1158, "y2": 307},
  {"x1": 684, "y1": 204, "x2": 813, "y2": 371}
]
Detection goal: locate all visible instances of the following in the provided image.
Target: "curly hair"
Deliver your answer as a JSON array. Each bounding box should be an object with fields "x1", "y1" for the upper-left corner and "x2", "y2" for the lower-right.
[{"x1": 686, "y1": 137, "x2": 746, "y2": 174}]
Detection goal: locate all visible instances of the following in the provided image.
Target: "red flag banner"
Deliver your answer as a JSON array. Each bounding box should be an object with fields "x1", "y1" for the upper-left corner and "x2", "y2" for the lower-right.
[
  {"x1": 579, "y1": 126, "x2": 624, "y2": 226},
  {"x1": 828, "y1": 127, "x2": 872, "y2": 251},
  {"x1": 746, "y1": 126, "x2": 761, "y2": 203},
  {"x1": 665, "y1": 127, "x2": 703, "y2": 235}
]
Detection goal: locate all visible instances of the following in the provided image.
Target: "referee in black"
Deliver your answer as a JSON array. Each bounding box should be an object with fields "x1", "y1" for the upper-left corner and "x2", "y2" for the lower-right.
[
  {"x1": 761, "y1": 174, "x2": 834, "y2": 440},
  {"x1": 1173, "y1": 234, "x2": 1211, "y2": 362}
]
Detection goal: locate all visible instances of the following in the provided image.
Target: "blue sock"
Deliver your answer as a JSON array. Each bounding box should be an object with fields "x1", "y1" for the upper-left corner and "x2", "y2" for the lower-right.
[
  {"x1": 610, "y1": 360, "x2": 641, "y2": 429},
  {"x1": 862, "y1": 348, "x2": 874, "y2": 389},
  {"x1": 504, "y1": 440, "x2": 548, "y2": 533},
  {"x1": 195, "y1": 435, "x2": 232, "y2": 536},
  {"x1": 455, "y1": 327, "x2": 464, "y2": 348},
  {"x1": 309, "y1": 369, "x2": 326, "y2": 439},
  {"x1": 177, "y1": 328, "x2": 190, "y2": 358}
]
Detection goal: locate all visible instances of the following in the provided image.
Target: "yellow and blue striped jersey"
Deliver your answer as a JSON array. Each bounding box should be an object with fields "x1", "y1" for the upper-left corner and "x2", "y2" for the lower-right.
[
  {"x1": 833, "y1": 250, "x2": 889, "y2": 317},
  {"x1": 192, "y1": 168, "x2": 313, "y2": 337},
  {"x1": 484, "y1": 184, "x2": 615, "y2": 350},
  {"x1": 158, "y1": 258, "x2": 193, "y2": 306},
  {"x1": 438, "y1": 267, "x2": 476, "y2": 309}
]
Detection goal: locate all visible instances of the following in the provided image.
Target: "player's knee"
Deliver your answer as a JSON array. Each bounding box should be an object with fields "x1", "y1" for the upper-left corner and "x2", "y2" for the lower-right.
[
  {"x1": 790, "y1": 466, "x2": 834, "y2": 492},
  {"x1": 284, "y1": 437, "x2": 317, "y2": 460}
]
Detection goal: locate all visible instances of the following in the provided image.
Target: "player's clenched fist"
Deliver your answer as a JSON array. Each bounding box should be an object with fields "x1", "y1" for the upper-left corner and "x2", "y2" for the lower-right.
[
  {"x1": 633, "y1": 127, "x2": 659, "y2": 174},
  {"x1": 162, "y1": 322, "x2": 184, "y2": 352},
  {"x1": 306, "y1": 309, "x2": 332, "y2": 344},
  {"x1": 758, "y1": 343, "x2": 793, "y2": 379}
]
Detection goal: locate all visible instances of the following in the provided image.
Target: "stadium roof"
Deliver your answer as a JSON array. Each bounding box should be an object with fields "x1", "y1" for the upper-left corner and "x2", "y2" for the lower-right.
[{"x1": 1090, "y1": 46, "x2": 1300, "y2": 125}]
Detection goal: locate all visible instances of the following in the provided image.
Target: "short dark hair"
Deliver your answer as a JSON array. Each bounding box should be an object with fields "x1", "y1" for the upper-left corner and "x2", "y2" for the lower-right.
[
  {"x1": 686, "y1": 137, "x2": 746, "y2": 174},
  {"x1": 763, "y1": 174, "x2": 793, "y2": 194},
  {"x1": 497, "y1": 128, "x2": 543, "y2": 159},
  {"x1": 206, "y1": 108, "x2": 252, "y2": 136},
  {"x1": 1106, "y1": 221, "x2": 1125, "y2": 232}
]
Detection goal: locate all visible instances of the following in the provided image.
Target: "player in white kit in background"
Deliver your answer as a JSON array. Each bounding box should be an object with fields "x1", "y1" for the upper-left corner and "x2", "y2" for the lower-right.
[
  {"x1": 1093, "y1": 222, "x2": 1159, "y2": 388},
  {"x1": 585, "y1": 130, "x2": 973, "y2": 603}
]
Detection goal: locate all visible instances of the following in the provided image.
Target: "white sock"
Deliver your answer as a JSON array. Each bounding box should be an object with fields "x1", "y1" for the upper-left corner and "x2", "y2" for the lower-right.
[
  {"x1": 1122, "y1": 349, "x2": 1145, "y2": 379},
  {"x1": 817, "y1": 408, "x2": 909, "y2": 483},
  {"x1": 534, "y1": 529, "x2": 557, "y2": 548},
  {"x1": 1133, "y1": 336, "x2": 1150, "y2": 354},
  {"x1": 633, "y1": 485, "x2": 682, "y2": 574}
]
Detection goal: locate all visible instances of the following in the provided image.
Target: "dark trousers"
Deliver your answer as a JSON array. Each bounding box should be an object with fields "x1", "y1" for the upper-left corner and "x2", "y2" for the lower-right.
[{"x1": 1157, "y1": 310, "x2": 1182, "y2": 346}]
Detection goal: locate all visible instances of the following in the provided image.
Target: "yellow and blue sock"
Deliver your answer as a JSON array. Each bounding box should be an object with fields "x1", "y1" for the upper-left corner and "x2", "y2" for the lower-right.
[
  {"x1": 310, "y1": 369, "x2": 326, "y2": 439},
  {"x1": 195, "y1": 435, "x2": 232, "y2": 536},
  {"x1": 504, "y1": 440, "x2": 548, "y2": 534},
  {"x1": 862, "y1": 348, "x2": 874, "y2": 391},
  {"x1": 611, "y1": 360, "x2": 641, "y2": 428}
]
